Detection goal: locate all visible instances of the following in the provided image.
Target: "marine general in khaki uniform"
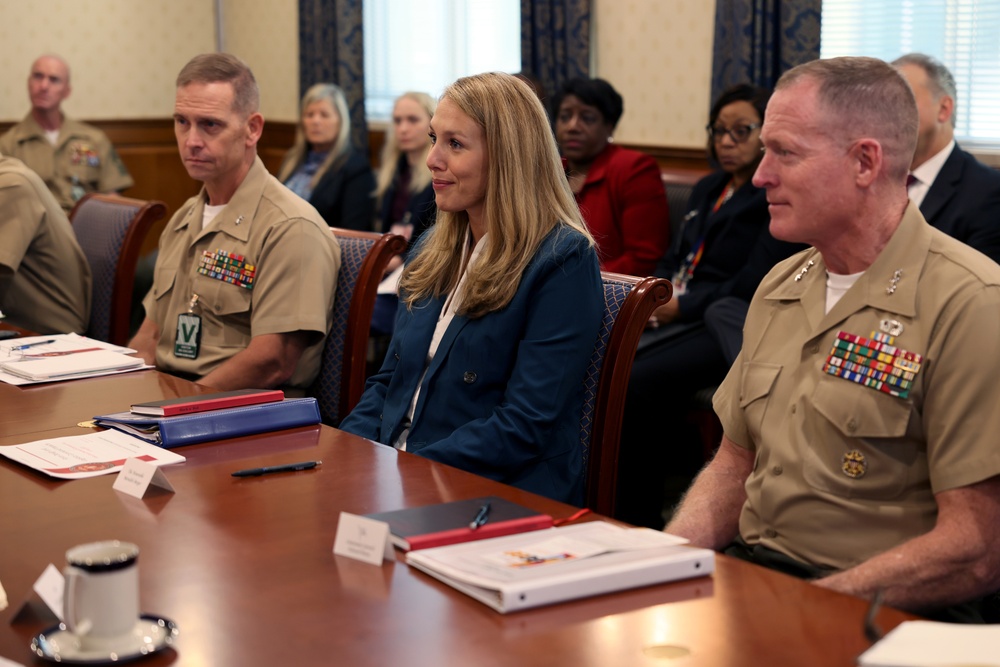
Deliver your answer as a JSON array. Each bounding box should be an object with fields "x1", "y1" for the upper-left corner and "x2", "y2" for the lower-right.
[
  {"x1": 0, "y1": 154, "x2": 92, "y2": 334},
  {"x1": 0, "y1": 55, "x2": 133, "y2": 212},
  {"x1": 129, "y1": 53, "x2": 340, "y2": 392},
  {"x1": 665, "y1": 57, "x2": 1000, "y2": 621}
]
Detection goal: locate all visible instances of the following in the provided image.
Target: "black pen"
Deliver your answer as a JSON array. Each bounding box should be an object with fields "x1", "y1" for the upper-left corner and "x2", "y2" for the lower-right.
[
  {"x1": 231, "y1": 460, "x2": 322, "y2": 477},
  {"x1": 469, "y1": 501, "x2": 491, "y2": 530}
]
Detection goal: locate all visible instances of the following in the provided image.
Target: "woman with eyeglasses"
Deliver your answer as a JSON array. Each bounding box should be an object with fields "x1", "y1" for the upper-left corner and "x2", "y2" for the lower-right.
[
  {"x1": 553, "y1": 78, "x2": 670, "y2": 276},
  {"x1": 615, "y1": 84, "x2": 805, "y2": 530}
]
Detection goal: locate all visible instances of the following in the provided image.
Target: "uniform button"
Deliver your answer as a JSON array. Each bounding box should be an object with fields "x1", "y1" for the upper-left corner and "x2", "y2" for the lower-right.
[
  {"x1": 463, "y1": 371, "x2": 477, "y2": 384},
  {"x1": 847, "y1": 418, "x2": 858, "y2": 433},
  {"x1": 808, "y1": 343, "x2": 819, "y2": 354},
  {"x1": 772, "y1": 465, "x2": 783, "y2": 475},
  {"x1": 790, "y1": 405, "x2": 797, "y2": 414},
  {"x1": 764, "y1": 528, "x2": 777, "y2": 538}
]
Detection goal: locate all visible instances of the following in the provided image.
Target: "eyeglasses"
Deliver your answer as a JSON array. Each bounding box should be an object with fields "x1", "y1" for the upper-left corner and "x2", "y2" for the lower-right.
[{"x1": 707, "y1": 123, "x2": 761, "y2": 144}]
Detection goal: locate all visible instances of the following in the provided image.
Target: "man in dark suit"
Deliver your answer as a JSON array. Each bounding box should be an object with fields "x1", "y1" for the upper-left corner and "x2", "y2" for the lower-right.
[{"x1": 894, "y1": 53, "x2": 1000, "y2": 264}]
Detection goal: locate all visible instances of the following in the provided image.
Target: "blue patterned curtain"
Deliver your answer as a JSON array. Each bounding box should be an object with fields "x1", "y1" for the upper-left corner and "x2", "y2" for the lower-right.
[
  {"x1": 521, "y1": 0, "x2": 591, "y2": 108},
  {"x1": 299, "y1": 0, "x2": 367, "y2": 153},
  {"x1": 711, "y1": 0, "x2": 820, "y2": 105}
]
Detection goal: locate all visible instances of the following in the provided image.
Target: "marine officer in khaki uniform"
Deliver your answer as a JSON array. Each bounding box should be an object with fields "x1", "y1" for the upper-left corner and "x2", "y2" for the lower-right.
[
  {"x1": 129, "y1": 53, "x2": 340, "y2": 391},
  {"x1": 0, "y1": 154, "x2": 92, "y2": 334},
  {"x1": 0, "y1": 55, "x2": 133, "y2": 212},
  {"x1": 665, "y1": 57, "x2": 1000, "y2": 621}
]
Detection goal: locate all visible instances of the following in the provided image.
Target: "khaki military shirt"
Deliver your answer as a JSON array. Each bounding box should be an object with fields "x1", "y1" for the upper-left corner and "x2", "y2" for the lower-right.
[
  {"x1": 0, "y1": 114, "x2": 133, "y2": 212},
  {"x1": 715, "y1": 203, "x2": 1000, "y2": 571},
  {"x1": 0, "y1": 155, "x2": 91, "y2": 334},
  {"x1": 143, "y1": 157, "x2": 341, "y2": 389}
]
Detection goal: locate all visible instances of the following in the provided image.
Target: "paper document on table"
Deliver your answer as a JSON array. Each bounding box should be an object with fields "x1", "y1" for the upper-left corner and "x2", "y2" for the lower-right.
[
  {"x1": 858, "y1": 620, "x2": 1000, "y2": 666},
  {"x1": 0, "y1": 334, "x2": 151, "y2": 385},
  {"x1": 0, "y1": 577, "x2": 7, "y2": 611},
  {"x1": 406, "y1": 522, "x2": 713, "y2": 613},
  {"x1": 0, "y1": 430, "x2": 185, "y2": 479}
]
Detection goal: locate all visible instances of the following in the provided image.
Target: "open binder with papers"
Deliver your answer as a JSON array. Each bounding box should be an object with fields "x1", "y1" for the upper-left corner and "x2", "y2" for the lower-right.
[{"x1": 406, "y1": 521, "x2": 714, "y2": 613}]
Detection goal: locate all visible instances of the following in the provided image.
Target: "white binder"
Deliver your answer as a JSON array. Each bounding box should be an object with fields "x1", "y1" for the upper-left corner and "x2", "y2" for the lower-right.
[{"x1": 406, "y1": 521, "x2": 714, "y2": 613}]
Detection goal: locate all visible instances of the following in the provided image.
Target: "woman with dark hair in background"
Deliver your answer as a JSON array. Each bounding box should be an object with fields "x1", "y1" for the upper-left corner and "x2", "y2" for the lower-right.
[
  {"x1": 553, "y1": 77, "x2": 670, "y2": 276},
  {"x1": 278, "y1": 83, "x2": 375, "y2": 230},
  {"x1": 616, "y1": 84, "x2": 805, "y2": 529}
]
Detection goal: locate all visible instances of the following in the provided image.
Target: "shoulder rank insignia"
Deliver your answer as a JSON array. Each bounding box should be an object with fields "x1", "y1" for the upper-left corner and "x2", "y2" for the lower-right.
[{"x1": 822, "y1": 330, "x2": 923, "y2": 399}]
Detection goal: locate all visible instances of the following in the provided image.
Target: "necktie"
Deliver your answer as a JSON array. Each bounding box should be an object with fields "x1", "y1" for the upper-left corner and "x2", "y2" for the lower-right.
[{"x1": 906, "y1": 173, "x2": 918, "y2": 189}]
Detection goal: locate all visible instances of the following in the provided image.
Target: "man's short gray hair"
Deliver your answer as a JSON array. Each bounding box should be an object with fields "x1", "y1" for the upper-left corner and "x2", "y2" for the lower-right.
[
  {"x1": 777, "y1": 56, "x2": 918, "y2": 181},
  {"x1": 892, "y1": 52, "x2": 957, "y2": 128}
]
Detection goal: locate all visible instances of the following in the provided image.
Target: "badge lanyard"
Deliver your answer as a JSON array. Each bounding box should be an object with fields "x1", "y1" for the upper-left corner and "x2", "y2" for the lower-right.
[{"x1": 174, "y1": 294, "x2": 202, "y2": 360}]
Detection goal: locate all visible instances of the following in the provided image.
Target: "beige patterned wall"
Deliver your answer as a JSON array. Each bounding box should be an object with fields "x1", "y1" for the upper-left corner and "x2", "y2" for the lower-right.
[
  {"x1": 1, "y1": 0, "x2": 714, "y2": 144},
  {"x1": 0, "y1": 0, "x2": 300, "y2": 123},
  {"x1": 221, "y1": 0, "x2": 300, "y2": 122},
  {"x1": 594, "y1": 0, "x2": 715, "y2": 149},
  {"x1": 0, "y1": 0, "x2": 215, "y2": 121}
]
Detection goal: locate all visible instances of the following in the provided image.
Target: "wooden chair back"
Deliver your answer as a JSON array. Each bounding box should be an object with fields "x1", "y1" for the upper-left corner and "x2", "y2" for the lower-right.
[
  {"x1": 583, "y1": 272, "x2": 672, "y2": 515},
  {"x1": 311, "y1": 229, "x2": 406, "y2": 425},
  {"x1": 69, "y1": 193, "x2": 167, "y2": 346}
]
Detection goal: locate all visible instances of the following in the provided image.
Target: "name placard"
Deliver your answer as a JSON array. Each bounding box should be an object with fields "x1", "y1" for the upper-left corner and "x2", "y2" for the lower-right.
[
  {"x1": 112, "y1": 457, "x2": 175, "y2": 498},
  {"x1": 333, "y1": 512, "x2": 392, "y2": 565}
]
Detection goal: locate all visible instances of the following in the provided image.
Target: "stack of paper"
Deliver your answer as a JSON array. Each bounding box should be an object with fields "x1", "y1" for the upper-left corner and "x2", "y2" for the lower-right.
[
  {"x1": 406, "y1": 522, "x2": 714, "y2": 613},
  {"x1": 0, "y1": 334, "x2": 150, "y2": 385}
]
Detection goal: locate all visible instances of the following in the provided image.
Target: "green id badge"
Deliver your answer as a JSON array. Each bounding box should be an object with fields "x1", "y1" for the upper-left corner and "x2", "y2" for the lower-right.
[{"x1": 175, "y1": 312, "x2": 201, "y2": 359}]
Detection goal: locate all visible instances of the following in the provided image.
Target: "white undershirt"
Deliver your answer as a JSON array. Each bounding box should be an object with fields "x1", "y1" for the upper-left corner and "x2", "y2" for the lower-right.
[
  {"x1": 395, "y1": 230, "x2": 489, "y2": 450},
  {"x1": 202, "y1": 203, "x2": 225, "y2": 230},
  {"x1": 908, "y1": 139, "x2": 955, "y2": 208},
  {"x1": 44, "y1": 129, "x2": 59, "y2": 145},
  {"x1": 825, "y1": 270, "x2": 863, "y2": 314}
]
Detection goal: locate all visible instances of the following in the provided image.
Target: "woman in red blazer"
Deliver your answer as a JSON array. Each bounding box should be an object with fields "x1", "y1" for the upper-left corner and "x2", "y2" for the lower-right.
[{"x1": 553, "y1": 78, "x2": 670, "y2": 276}]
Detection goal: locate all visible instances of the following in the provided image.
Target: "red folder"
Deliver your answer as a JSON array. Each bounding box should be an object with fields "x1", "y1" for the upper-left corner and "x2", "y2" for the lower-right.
[
  {"x1": 130, "y1": 388, "x2": 285, "y2": 417},
  {"x1": 366, "y1": 496, "x2": 555, "y2": 551}
]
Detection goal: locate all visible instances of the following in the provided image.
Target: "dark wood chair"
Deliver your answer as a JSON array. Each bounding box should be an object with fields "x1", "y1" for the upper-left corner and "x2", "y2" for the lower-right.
[
  {"x1": 583, "y1": 272, "x2": 672, "y2": 516},
  {"x1": 69, "y1": 193, "x2": 167, "y2": 346},
  {"x1": 310, "y1": 229, "x2": 407, "y2": 426}
]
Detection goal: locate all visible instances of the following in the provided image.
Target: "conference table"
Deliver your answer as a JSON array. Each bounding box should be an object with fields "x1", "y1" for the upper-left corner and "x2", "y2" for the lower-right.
[{"x1": 0, "y1": 369, "x2": 918, "y2": 666}]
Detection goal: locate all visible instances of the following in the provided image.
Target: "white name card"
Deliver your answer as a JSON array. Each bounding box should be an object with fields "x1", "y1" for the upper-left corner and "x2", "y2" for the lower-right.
[
  {"x1": 32, "y1": 564, "x2": 64, "y2": 622},
  {"x1": 333, "y1": 512, "x2": 392, "y2": 565},
  {"x1": 112, "y1": 457, "x2": 175, "y2": 498}
]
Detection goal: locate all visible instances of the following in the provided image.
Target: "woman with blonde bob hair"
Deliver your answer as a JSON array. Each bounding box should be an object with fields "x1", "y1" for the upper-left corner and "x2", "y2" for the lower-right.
[
  {"x1": 341, "y1": 72, "x2": 604, "y2": 504},
  {"x1": 277, "y1": 83, "x2": 375, "y2": 230}
]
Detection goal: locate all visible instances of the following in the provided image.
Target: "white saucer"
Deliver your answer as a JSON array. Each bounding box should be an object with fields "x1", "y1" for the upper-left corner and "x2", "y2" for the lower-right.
[{"x1": 30, "y1": 614, "x2": 178, "y2": 664}]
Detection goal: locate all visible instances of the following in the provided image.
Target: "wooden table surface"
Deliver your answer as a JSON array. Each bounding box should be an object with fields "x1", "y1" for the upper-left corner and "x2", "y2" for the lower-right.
[{"x1": 0, "y1": 372, "x2": 917, "y2": 666}]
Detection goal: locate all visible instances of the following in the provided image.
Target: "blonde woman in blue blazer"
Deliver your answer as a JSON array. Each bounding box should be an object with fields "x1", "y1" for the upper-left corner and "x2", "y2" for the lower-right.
[{"x1": 340, "y1": 72, "x2": 603, "y2": 505}]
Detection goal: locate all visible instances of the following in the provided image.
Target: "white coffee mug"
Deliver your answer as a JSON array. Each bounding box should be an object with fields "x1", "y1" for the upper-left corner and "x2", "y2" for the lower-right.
[{"x1": 63, "y1": 540, "x2": 140, "y2": 646}]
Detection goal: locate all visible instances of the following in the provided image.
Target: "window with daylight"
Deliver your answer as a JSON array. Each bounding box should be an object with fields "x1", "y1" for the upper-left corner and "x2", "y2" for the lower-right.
[
  {"x1": 363, "y1": 0, "x2": 521, "y2": 121},
  {"x1": 820, "y1": 0, "x2": 1000, "y2": 151}
]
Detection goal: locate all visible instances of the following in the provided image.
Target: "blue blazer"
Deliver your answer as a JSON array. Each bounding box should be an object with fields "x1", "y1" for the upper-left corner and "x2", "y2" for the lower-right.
[
  {"x1": 920, "y1": 144, "x2": 1000, "y2": 265},
  {"x1": 340, "y1": 226, "x2": 603, "y2": 505}
]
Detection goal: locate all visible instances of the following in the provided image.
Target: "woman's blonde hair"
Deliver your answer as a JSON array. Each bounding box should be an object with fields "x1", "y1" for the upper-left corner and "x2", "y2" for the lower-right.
[
  {"x1": 374, "y1": 92, "x2": 436, "y2": 201},
  {"x1": 400, "y1": 72, "x2": 593, "y2": 318},
  {"x1": 277, "y1": 83, "x2": 352, "y2": 189}
]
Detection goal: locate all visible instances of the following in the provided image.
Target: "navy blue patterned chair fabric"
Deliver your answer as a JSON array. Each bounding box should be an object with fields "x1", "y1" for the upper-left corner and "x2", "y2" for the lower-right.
[
  {"x1": 583, "y1": 272, "x2": 672, "y2": 515},
  {"x1": 68, "y1": 194, "x2": 166, "y2": 346},
  {"x1": 310, "y1": 229, "x2": 406, "y2": 426}
]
